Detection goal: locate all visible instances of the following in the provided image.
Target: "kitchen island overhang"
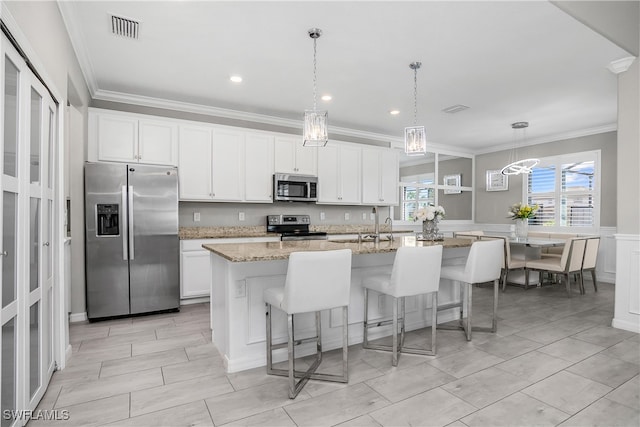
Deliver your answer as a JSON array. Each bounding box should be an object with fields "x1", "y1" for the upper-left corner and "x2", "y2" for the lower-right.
[{"x1": 203, "y1": 237, "x2": 474, "y2": 373}]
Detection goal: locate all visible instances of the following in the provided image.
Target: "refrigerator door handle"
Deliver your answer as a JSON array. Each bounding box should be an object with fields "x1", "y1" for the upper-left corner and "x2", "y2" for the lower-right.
[
  {"x1": 128, "y1": 185, "x2": 135, "y2": 260},
  {"x1": 121, "y1": 185, "x2": 129, "y2": 261}
]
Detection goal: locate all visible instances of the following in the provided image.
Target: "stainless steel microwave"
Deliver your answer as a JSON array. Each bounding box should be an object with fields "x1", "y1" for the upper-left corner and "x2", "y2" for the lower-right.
[{"x1": 273, "y1": 173, "x2": 318, "y2": 202}]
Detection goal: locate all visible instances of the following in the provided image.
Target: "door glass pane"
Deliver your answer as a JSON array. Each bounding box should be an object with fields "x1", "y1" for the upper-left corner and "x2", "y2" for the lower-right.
[
  {"x1": 3, "y1": 58, "x2": 19, "y2": 177},
  {"x1": 30, "y1": 302, "x2": 40, "y2": 398},
  {"x1": 46, "y1": 200, "x2": 52, "y2": 279},
  {"x1": 47, "y1": 288, "x2": 53, "y2": 366},
  {"x1": 30, "y1": 198, "x2": 40, "y2": 292},
  {"x1": 1, "y1": 318, "x2": 16, "y2": 427},
  {"x1": 2, "y1": 191, "x2": 17, "y2": 307},
  {"x1": 30, "y1": 88, "x2": 42, "y2": 184},
  {"x1": 48, "y1": 108, "x2": 54, "y2": 189}
]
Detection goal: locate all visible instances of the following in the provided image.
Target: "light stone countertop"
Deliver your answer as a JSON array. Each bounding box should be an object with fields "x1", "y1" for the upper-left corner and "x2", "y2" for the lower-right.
[
  {"x1": 179, "y1": 225, "x2": 411, "y2": 240},
  {"x1": 202, "y1": 236, "x2": 473, "y2": 262}
]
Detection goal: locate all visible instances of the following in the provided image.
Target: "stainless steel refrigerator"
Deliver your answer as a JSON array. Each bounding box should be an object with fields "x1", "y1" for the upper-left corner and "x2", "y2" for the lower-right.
[{"x1": 84, "y1": 162, "x2": 180, "y2": 320}]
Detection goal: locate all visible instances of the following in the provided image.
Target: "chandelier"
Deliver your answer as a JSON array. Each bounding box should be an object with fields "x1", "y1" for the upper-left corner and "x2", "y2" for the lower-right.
[
  {"x1": 500, "y1": 121, "x2": 539, "y2": 175},
  {"x1": 404, "y1": 61, "x2": 426, "y2": 156},
  {"x1": 303, "y1": 28, "x2": 328, "y2": 147}
]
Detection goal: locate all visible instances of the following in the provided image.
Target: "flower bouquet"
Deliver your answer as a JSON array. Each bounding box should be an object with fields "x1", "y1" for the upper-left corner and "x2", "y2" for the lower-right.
[{"x1": 414, "y1": 205, "x2": 445, "y2": 241}]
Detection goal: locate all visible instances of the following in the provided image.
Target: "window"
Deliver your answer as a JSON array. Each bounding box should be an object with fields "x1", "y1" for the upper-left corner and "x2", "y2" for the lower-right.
[
  {"x1": 400, "y1": 174, "x2": 434, "y2": 221},
  {"x1": 526, "y1": 150, "x2": 599, "y2": 231}
]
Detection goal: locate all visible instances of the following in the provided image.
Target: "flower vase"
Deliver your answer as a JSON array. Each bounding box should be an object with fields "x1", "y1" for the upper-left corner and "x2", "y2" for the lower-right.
[
  {"x1": 515, "y1": 218, "x2": 529, "y2": 239},
  {"x1": 422, "y1": 219, "x2": 439, "y2": 241}
]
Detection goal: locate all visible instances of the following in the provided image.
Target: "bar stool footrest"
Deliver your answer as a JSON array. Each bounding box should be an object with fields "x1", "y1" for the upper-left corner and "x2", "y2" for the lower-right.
[{"x1": 364, "y1": 342, "x2": 435, "y2": 357}]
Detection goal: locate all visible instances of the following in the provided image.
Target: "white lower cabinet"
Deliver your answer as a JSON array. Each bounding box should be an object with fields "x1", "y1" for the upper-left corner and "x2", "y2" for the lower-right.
[{"x1": 180, "y1": 237, "x2": 280, "y2": 300}]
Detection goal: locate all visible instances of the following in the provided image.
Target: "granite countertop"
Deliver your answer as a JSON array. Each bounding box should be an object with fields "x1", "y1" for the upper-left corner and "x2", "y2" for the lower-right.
[
  {"x1": 179, "y1": 225, "x2": 411, "y2": 240},
  {"x1": 202, "y1": 236, "x2": 472, "y2": 262}
]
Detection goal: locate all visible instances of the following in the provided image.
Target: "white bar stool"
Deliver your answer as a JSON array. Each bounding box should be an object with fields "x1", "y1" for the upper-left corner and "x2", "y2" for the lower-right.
[
  {"x1": 362, "y1": 245, "x2": 443, "y2": 366},
  {"x1": 264, "y1": 249, "x2": 352, "y2": 399},
  {"x1": 439, "y1": 239, "x2": 503, "y2": 341}
]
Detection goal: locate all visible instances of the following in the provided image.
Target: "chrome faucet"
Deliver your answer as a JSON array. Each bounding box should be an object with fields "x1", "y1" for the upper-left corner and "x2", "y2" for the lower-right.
[
  {"x1": 385, "y1": 217, "x2": 394, "y2": 242},
  {"x1": 362, "y1": 206, "x2": 381, "y2": 243}
]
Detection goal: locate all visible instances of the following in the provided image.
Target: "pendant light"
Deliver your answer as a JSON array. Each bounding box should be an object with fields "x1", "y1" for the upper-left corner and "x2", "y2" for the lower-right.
[
  {"x1": 500, "y1": 121, "x2": 539, "y2": 175},
  {"x1": 404, "y1": 61, "x2": 427, "y2": 156},
  {"x1": 303, "y1": 28, "x2": 328, "y2": 147}
]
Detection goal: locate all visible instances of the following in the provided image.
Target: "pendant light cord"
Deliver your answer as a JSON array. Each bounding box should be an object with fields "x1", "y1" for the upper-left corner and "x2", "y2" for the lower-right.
[
  {"x1": 413, "y1": 66, "x2": 418, "y2": 126},
  {"x1": 313, "y1": 37, "x2": 318, "y2": 111}
]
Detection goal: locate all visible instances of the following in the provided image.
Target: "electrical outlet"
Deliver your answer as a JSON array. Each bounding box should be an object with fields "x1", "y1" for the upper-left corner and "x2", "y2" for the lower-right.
[
  {"x1": 320, "y1": 212, "x2": 326, "y2": 221},
  {"x1": 344, "y1": 212, "x2": 350, "y2": 221},
  {"x1": 362, "y1": 212, "x2": 367, "y2": 220},
  {"x1": 239, "y1": 212, "x2": 245, "y2": 221},
  {"x1": 193, "y1": 212, "x2": 200, "y2": 222},
  {"x1": 235, "y1": 281, "x2": 246, "y2": 298}
]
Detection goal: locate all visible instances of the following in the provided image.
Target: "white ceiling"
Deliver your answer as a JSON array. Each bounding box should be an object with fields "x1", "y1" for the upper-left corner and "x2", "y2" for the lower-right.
[{"x1": 58, "y1": 1, "x2": 632, "y2": 154}]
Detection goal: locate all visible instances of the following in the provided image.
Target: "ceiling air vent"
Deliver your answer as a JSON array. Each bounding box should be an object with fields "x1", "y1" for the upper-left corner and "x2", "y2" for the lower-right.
[
  {"x1": 111, "y1": 14, "x2": 139, "y2": 39},
  {"x1": 442, "y1": 104, "x2": 470, "y2": 114}
]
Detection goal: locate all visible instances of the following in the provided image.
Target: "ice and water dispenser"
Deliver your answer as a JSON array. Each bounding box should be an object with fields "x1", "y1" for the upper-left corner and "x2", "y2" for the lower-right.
[{"x1": 96, "y1": 204, "x2": 119, "y2": 236}]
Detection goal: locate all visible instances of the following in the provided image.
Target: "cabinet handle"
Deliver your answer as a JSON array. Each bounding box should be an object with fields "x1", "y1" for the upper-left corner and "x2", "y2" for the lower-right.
[
  {"x1": 43, "y1": 242, "x2": 50, "y2": 247},
  {"x1": 0, "y1": 251, "x2": 7, "y2": 257}
]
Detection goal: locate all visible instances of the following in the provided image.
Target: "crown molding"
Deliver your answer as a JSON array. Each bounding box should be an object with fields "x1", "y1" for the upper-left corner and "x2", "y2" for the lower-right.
[
  {"x1": 57, "y1": 1, "x2": 99, "y2": 95},
  {"x1": 93, "y1": 89, "x2": 405, "y2": 144},
  {"x1": 473, "y1": 123, "x2": 618, "y2": 155},
  {"x1": 607, "y1": 57, "x2": 637, "y2": 74}
]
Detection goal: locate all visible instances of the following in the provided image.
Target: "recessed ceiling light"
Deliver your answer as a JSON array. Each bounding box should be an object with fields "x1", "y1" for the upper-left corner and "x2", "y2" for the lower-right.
[
  {"x1": 321, "y1": 94, "x2": 332, "y2": 101},
  {"x1": 229, "y1": 75, "x2": 243, "y2": 83},
  {"x1": 389, "y1": 110, "x2": 400, "y2": 115}
]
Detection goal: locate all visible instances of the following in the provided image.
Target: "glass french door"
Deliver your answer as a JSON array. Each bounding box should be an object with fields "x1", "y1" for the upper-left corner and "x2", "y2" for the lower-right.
[{"x1": 1, "y1": 33, "x2": 56, "y2": 427}]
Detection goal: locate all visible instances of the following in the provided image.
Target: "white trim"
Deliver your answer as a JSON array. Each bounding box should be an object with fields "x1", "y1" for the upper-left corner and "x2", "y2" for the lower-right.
[
  {"x1": 607, "y1": 57, "x2": 637, "y2": 75},
  {"x1": 69, "y1": 312, "x2": 87, "y2": 323},
  {"x1": 56, "y1": 1, "x2": 98, "y2": 94},
  {"x1": 611, "y1": 318, "x2": 640, "y2": 334},
  {"x1": 474, "y1": 124, "x2": 617, "y2": 155},
  {"x1": 180, "y1": 296, "x2": 210, "y2": 306},
  {"x1": 614, "y1": 234, "x2": 640, "y2": 241}
]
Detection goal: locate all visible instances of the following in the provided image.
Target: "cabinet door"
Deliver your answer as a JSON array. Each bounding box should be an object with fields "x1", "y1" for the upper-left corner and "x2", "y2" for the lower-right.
[
  {"x1": 96, "y1": 114, "x2": 138, "y2": 163},
  {"x1": 317, "y1": 144, "x2": 340, "y2": 203},
  {"x1": 379, "y1": 150, "x2": 399, "y2": 205},
  {"x1": 274, "y1": 136, "x2": 297, "y2": 174},
  {"x1": 245, "y1": 133, "x2": 274, "y2": 202},
  {"x1": 211, "y1": 129, "x2": 244, "y2": 201},
  {"x1": 294, "y1": 141, "x2": 317, "y2": 175},
  {"x1": 361, "y1": 148, "x2": 381, "y2": 204},
  {"x1": 180, "y1": 250, "x2": 211, "y2": 298},
  {"x1": 339, "y1": 144, "x2": 361, "y2": 204},
  {"x1": 178, "y1": 125, "x2": 213, "y2": 200},
  {"x1": 138, "y1": 119, "x2": 178, "y2": 165}
]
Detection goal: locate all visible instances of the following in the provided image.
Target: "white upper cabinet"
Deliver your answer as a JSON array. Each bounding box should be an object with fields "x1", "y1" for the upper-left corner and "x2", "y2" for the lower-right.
[
  {"x1": 317, "y1": 142, "x2": 361, "y2": 204},
  {"x1": 245, "y1": 132, "x2": 274, "y2": 202},
  {"x1": 178, "y1": 124, "x2": 213, "y2": 200},
  {"x1": 362, "y1": 146, "x2": 399, "y2": 206},
  {"x1": 211, "y1": 129, "x2": 244, "y2": 201},
  {"x1": 138, "y1": 119, "x2": 178, "y2": 165},
  {"x1": 274, "y1": 135, "x2": 317, "y2": 176},
  {"x1": 90, "y1": 109, "x2": 178, "y2": 165}
]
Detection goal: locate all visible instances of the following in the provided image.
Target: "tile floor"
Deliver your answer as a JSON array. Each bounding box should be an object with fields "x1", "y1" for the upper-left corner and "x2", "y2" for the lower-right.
[{"x1": 33, "y1": 280, "x2": 639, "y2": 427}]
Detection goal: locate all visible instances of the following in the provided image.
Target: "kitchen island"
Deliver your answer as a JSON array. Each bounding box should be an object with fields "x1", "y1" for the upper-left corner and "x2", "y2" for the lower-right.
[{"x1": 203, "y1": 236, "x2": 473, "y2": 373}]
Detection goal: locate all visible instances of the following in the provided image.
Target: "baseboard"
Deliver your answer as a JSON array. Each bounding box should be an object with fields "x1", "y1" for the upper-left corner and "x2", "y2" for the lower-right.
[
  {"x1": 612, "y1": 317, "x2": 640, "y2": 333},
  {"x1": 180, "y1": 296, "x2": 210, "y2": 305},
  {"x1": 69, "y1": 312, "x2": 87, "y2": 323}
]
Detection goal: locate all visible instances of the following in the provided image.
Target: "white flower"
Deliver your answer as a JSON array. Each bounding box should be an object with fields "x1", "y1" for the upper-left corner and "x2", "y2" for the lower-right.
[{"x1": 413, "y1": 205, "x2": 445, "y2": 222}]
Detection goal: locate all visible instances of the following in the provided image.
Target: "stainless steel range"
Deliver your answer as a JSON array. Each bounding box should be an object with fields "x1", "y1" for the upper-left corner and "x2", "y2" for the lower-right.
[{"x1": 267, "y1": 214, "x2": 328, "y2": 241}]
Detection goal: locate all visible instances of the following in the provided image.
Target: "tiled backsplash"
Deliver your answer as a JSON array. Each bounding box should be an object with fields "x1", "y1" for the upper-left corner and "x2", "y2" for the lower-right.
[{"x1": 179, "y1": 202, "x2": 391, "y2": 227}]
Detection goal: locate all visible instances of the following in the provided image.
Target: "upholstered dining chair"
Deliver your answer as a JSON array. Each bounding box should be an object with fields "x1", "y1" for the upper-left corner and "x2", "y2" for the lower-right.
[
  {"x1": 525, "y1": 237, "x2": 587, "y2": 297},
  {"x1": 582, "y1": 236, "x2": 601, "y2": 292},
  {"x1": 264, "y1": 249, "x2": 352, "y2": 398},
  {"x1": 362, "y1": 245, "x2": 443, "y2": 366}
]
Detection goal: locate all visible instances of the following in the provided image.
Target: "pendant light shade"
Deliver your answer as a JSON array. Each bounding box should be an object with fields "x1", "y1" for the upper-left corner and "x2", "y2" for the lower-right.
[
  {"x1": 500, "y1": 121, "x2": 539, "y2": 175},
  {"x1": 303, "y1": 28, "x2": 328, "y2": 147},
  {"x1": 404, "y1": 62, "x2": 426, "y2": 156}
]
